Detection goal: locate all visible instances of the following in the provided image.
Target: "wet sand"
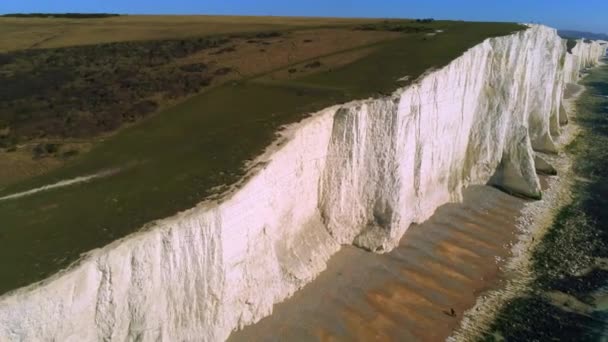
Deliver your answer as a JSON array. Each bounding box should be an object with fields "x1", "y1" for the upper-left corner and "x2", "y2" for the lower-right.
[{"x1": 229, "y1": 185, "x2": 537, "y2": 341}]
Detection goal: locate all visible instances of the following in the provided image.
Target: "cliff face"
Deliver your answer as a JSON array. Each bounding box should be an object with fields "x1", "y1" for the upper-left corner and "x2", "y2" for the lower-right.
[
  {"x1": 0, "y1": 26, "x2": 606, "y2": 342},
  {"x1": 565, "y1": 39, "x2": 607, "y2": 83}
]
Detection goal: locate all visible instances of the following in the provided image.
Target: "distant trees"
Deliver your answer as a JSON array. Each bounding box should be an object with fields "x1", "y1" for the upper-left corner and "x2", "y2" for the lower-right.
[{"x1": 416, "y1": 18, "x2": 435, "y2": 23}]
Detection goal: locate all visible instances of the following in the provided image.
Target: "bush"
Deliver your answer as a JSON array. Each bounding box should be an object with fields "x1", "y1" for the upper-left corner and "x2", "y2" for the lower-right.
[
  {"x1": 214, "y1": 67, "x2": 232, "y2": 76},
  {"x1": 32, "y1": 144, "x2": 46, "y2": 158},
  {"x1": 0, "y1": 134, "x2": 17, "y2": 149},
  {"x1": 211, "y1": 46, "x2": 236, "y2": 55},
  {"x1": 123, "y1": 100, "x2": 158, "y2": 118},
  {"x1": 32, "y1": 143, "x2": 60, "y2": 158},
  {"x1": 354, "y1": 22, "x2": 434, "y2": 33},
  {"x1": 61, "y1": 149, "x2": 79, "y2": 158},
  {"x1": 179, "y1": 63, "x2": 207, "y2": 72},
  {"x1": 255, "y1": 32, "x2": 282, "y2": 39},
  {"x1": 305, "y1": 61, "x2": 322, "y2": 69},
  {"x1": 45, "y1": 143, "x2": 59, "y2": 154},
  {"x1": 0, "y1": 54, "x2": 14, "y2": 66}
]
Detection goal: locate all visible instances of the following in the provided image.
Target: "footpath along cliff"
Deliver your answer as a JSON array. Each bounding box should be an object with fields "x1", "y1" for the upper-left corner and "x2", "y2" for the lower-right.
[{"x1": 0, "y1": 25, "x2": 606, "y2": 341}]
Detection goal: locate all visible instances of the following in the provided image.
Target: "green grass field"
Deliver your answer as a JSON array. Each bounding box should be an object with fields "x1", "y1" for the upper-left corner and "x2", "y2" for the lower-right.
[{"x1": 0, "y1": 17, "x2": 523, "y2": 295}]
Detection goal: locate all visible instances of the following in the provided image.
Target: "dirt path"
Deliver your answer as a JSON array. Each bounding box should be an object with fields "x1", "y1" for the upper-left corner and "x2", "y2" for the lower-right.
[{"x1": 0, "y1": 168, "x2": 120, "y2": 201}]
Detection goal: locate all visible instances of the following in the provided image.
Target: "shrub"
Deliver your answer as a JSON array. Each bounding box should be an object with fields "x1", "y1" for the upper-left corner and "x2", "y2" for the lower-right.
[
  {"x1": 214, "y1": 67, "x2": 233, "y2": 76},
  {"x1": 45, "y1": 143, "x2": 59, "y2": 154},
  {"x1": 0, "y1": 54, "x2": 14, "y2": 66},
  {"x1": 211, "y1": 46, "x2": 236, "y2": 55},
  {"x1": 179, "y1": 63, "x2": 208, "y2": 72},
  {"x1": 32, "y1": 143, "x2": 60, "y2": 158},
  {"x1": 305, "y1": 61, "x2": 322, "y2": 69},
  {"x1": 255, "y1": 32, "x2": 282, "y2": 39},
  {"x1": 61, "y1": 149, "x2": 79, "y2": 158},
  {"x1": 124, "y1": 100, "x2": 158, "y2": 118}
]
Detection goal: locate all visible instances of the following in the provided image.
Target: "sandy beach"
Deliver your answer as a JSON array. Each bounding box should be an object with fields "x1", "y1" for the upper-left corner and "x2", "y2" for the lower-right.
[{"x1": 229, "y1": 185, "x2": 534, "y2": 341}]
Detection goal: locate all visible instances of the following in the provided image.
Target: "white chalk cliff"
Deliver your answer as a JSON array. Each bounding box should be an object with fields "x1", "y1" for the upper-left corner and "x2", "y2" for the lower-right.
[{"x1": 0, "y1": 25, "x2": 606, "y2": 341}]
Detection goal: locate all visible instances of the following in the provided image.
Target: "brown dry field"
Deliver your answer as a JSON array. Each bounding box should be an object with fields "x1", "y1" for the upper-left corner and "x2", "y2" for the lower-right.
[
  {"x1": 181, "y1": 28, "x2": 398, "y2": 80},
  {"x1": 0, "y1": 15, "x2": 382, "y2": 52}
]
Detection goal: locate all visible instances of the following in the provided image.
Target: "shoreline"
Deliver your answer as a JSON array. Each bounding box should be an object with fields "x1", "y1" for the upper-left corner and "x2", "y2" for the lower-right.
[
  {"x1": 451, "y1": 79, "x2": 588, "y2": 340},
  {"x1": 453, "y1": 60, "x2": 608, "y2": 341}
]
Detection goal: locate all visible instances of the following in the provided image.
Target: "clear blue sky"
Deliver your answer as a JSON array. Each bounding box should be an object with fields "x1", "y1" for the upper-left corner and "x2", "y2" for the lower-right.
[{"x1": 1, "y1": 0, "x2": 606, "y2": 34}]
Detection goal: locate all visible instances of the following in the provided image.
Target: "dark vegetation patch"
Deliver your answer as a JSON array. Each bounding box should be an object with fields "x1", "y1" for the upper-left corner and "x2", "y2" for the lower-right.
[
  {"x1": 480, "y1": 296, "x2": 604, "y2": 341},
  {"x1": 237, "y1": 31, "x2": 283, "y2": 41},
  {"x1": 32, "y1": 143, "x2": 61, "y2": 159},
  {"x1": 0, "y1": 36, "x2": 234, "y2": 150},
  {"x1": 0, "y1": 54, "x2": 15, "y2": 65},
  {"x1": 304, "y1": 61, "x2": 322, "y2": 69},
  {"x1": 566, "y1": 39, "x2": 578, "y2": 54},
  {"x1": 354, "y1": 20, "x2": 435, "y2": 33},
  {"x1": 122, "y1": 100, "x2": 159, "y2": 122},
  {"x1": 61, "y1": 149, "x2": 79, "y2": 159},
  {"x1": 211, "y1": 46, "x2": 237, "y2": 55},
  {"x1": 253, "y1": 31, "x2": 282, "y2": 39},
  {"x1": 214, "y1": 67, "x2": 233, "y2": 76},
  {"x1": 179, "y1": 63, "x2": 208, "y2": 72},
  {"x1": 1, "y1": 13, "x2": 121, "y2": 19}
]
